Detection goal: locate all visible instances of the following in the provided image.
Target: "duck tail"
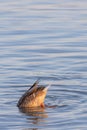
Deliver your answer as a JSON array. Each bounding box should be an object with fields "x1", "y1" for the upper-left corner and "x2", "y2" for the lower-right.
[
  {"x1": 29, "y1": 79, "x2": 40, "y2": 91},
  {"x1": 44, "y1": 83, "x2": 51, "y2": 91}
]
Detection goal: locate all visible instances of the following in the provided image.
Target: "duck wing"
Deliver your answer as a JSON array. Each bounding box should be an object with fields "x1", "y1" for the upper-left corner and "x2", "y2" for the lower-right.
[{"x1": 17, "y1": 80, "x2": 39, "y2": 107}]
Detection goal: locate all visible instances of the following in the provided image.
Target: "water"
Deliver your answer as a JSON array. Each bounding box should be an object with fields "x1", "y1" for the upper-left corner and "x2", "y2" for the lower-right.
[{"x1": 0, "y1": 0, "x2": 87, "y2": 129}]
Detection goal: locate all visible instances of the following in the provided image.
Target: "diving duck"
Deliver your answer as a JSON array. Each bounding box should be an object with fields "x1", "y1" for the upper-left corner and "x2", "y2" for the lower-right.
[{"x1": 17, "y1": 80, "x2": 50, "y2": 108}]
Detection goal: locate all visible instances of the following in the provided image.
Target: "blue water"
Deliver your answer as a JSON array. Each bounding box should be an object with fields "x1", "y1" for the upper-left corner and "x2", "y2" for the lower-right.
[{"x1": 0, "y1": 0, "x2": 87, "y2": 130}]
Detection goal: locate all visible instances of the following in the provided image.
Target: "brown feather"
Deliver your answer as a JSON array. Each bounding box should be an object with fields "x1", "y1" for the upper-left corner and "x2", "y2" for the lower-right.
[{"x1": 17, "y1": 81, "x2": 48, "y2": 108}]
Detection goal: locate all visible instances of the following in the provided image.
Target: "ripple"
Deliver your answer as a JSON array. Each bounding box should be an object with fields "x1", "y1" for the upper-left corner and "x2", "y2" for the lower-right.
[{"x1": 1, "y1": 0, "x2": 87, "y2": 129}]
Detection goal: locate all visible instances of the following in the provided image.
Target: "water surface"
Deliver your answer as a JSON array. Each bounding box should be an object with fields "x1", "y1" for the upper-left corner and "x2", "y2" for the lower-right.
[{"x1": 0, "y1": 0, "x2": 87, "y2": 130}]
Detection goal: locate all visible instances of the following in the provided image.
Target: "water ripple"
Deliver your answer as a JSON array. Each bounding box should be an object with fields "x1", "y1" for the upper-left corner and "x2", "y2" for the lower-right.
[{"x1": 0, "y1": 0, "x2": 87, "y2": 130}]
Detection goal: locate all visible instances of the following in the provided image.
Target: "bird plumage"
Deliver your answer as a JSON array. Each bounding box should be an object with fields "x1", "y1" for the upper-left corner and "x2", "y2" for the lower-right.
[{"x1": 17, "y1": 80, "x2": 50, "y2": 108}]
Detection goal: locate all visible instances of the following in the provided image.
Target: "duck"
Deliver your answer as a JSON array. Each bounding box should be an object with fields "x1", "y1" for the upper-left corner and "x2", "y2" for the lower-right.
[{"x1": 17, "y1": 80, "x2": 50, "y2": 108}]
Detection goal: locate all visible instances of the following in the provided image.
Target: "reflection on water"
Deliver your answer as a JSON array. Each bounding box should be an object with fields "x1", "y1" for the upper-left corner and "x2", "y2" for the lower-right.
[
  {"x1": 23, "y1": 128, "x2": 40, "y2": 130},
  {"x1": 23, "y1": 128, "x2": 38, "y2": 130},
  {"x1": 19, "y1": 107, "x2": 48, "y2": 118},
  {"x1": 18, "y1": 107, "x2": 48, "y2": 130}
]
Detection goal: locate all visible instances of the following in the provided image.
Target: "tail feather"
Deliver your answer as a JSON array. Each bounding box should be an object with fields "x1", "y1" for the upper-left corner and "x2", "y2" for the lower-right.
[{"x1": 43, "y1": 84, "x2": 51, "y2": 91}]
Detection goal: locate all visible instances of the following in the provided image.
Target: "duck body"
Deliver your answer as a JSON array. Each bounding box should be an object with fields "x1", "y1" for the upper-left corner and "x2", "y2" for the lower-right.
[{"x1": 17, "y1": 80, "x2": 49, "y2": 108}]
